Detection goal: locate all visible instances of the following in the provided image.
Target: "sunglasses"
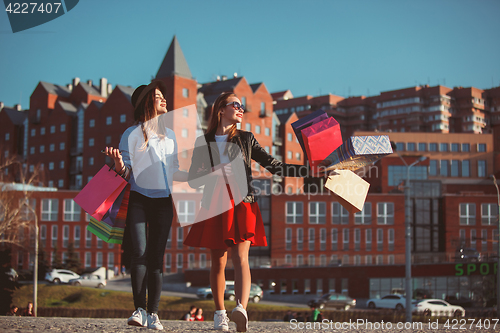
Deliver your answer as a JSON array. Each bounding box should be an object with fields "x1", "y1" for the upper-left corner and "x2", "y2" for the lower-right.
[{"x1": 226, "y1": 101, "x2": 245, "y2": 111}]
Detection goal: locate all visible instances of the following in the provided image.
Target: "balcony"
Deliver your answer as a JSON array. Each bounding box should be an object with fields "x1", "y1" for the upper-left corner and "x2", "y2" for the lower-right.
[
  {"x1": 70, "y1": 164, "x2": 83, "y2": 175},
  {"x1": 70, "y1": 147, "x2": 83, "y2": 156},
  {"x1": 273, "y1": 137, "x2": 283, "y2": 146}
]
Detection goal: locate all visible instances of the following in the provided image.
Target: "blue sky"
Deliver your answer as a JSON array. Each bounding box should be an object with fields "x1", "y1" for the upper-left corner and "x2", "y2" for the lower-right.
[{"x1": 1, "y1": 0, "x2": 499, "y2": 109}]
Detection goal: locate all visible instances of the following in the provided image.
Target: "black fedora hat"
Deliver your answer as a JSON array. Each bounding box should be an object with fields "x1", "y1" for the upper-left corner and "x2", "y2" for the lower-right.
[{"x1": 131, "y1": 80, "x2": 168, "y2": 119}]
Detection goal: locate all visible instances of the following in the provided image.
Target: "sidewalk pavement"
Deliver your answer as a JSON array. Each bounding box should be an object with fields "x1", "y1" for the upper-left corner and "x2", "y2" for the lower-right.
[{"x1": 0, "y1": 316, "x2": 488, "y2": 333}]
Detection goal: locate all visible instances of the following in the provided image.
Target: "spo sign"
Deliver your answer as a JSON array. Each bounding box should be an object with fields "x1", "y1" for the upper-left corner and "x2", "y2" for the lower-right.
[{"x1": 455, "y1": 263, "x2": 498, "y2": 276}]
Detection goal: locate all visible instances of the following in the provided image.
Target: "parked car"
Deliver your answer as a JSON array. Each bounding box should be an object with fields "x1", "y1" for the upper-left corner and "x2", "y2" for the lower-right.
[
  {"x1": 224, "y1": 283, "x2": 264, "y2": 303},
  {"x1": 45, "y1": 269, "x2": 80, "y2": 284},
  {"x1": 444, "y1": 295, "x2": 473, "y2": 308},
  {"x1": 69, "y1": 274, "x2": 106, "y2": 288},
  {"x1": 367, "y1": 294, "x2": 406, "y2": 311},
  {"x1": 413, "y1": 299, "x2": 465, "y2": 317},
  {"x1": 197, "y1": 281, "x2": 234, "y2": 300},
  {"x1": 308, "y1": 292, "x2": 356, "y2": 310},
  {"x1": 455, "y1": 247, "x2": 481, "y2": 262}
]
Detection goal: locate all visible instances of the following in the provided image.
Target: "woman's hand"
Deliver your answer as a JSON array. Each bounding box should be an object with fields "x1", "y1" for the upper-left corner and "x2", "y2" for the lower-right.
[{"x1": 104, "y1": 147, "x2": 125, "y2": 175}]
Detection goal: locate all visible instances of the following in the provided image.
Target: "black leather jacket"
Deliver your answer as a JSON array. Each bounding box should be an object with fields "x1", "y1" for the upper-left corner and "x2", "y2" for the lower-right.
[{"x1": 188, "y1": 130, "x2": 308, "y2": 209}]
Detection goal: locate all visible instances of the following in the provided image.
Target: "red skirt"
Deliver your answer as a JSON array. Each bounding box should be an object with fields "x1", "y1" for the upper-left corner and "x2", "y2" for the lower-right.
[{"x1": 184, "y1": 185, "x2": 267, "y2": 250}]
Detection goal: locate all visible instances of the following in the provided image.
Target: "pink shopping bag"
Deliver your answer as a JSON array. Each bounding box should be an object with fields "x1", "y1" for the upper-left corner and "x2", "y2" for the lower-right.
[{"x1": 73, "y1": 164, "x2": 128, "y2": 221}]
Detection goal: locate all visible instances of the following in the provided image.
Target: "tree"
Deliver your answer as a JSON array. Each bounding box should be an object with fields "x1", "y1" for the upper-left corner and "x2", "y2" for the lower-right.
[
  {"x1": 64, "y1": 241, "x2": 82, "y2": 274},
  {"x1": 51, "y1": 245, "x2": 63, "y2": 269},
  {"x1": 0, "y1": 155, "x2": 41, "y2": 248}
]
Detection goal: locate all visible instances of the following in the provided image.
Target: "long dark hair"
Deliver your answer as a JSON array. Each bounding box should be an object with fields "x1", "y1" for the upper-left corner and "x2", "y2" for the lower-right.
[
  {"x1": 133, "y1": 81, "x2": 167, "y2": 148},
  {"x1": 206, "y1": 92, "x2": 238, "y2": 142}
]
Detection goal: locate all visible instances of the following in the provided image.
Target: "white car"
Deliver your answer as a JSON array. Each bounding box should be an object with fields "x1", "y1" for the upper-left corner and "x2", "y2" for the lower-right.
[
  {"x1": 196, "y1": 281, "x2": 234, "y2": 299},
  {"x1": 367, "y1": 294, "x2": 406, "y2": 310},
  {"x1": 69, "y1": 274, "x2": 106, "y2": 288},
  {"x1": 45, "y1": 269, "x2": 80, "y2": 284},
  {"x1": 413, "y1": 299, "x2": 465, "y2": 317}
]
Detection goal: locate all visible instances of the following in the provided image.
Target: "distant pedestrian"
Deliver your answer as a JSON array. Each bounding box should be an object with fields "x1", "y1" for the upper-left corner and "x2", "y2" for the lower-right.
[
  {"x1": 283, "y1": 310, "x2": 294, "y2": 321},
  {"x1": 181, "y1": 305, "x2": 196, "y2": 321},
  {"x1": 295, "y1": 312, "x2": 305, "y2": 322},
  {"x1": 194, "y1": 308, "x2": 204, "y2": 321},
  {"x1": 6, "y1": 305, "x2": 19, "y2": 316},
  {"x1": 22, "y1": 302, "x2": 34, "y2": 317}
]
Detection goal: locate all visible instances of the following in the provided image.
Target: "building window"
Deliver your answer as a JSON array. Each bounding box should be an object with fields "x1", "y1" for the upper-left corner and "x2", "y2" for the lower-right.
[
  {"x1": 49, "y1": 144, "x2": 55, "y2": 152},
  {"x1": 481, "y1": 229, "x2": 488, "y2": 251},
  {"x1": 343, "y1": 229, "x2": 349, "y2": 251},
  {"x1": 388, "y1": 229, "x2": 394, "y2": 251},
  {"x1": 451, "y1": 143, "x2": 459, "y2": 152},
  {"x1": 308, "y1": 255, "x2": 315, "y2": 267},
  {"x1": 309, "y1": 202, "x2": 326, "y2": 224},
  {"x1": 63, "y1": 225, "x2": 69, "y2": 248},
  {"x1": 377, "y1": 229, "x2": 383, "y2": 251},
  {"x1": 287, "y1": 133, "x2": 292, "y2": 142},
  {"x1": 177, "y1": 200, "x2": 195, "y2": 226},
  {"x1": 365, "y1": 229, "x2": 372, "y2": 251},
  {"x1": 58, "y1": 179, "x2": 64, "y2": 187},
  {"x1": 176, "y1": 227, "x2": 184, "y2": 249},
  {"x1": 106, "y1": 116, "x2": 112, "y2": 125},
  {"x1": 96, "y1": 252, "x2": 103, "y2": 267},
  {"x1": 286, "y1": 202, "x2": 303, "y2": 224},
  {"x1": 108, "y1": 253, "x2": 114, "y2": 269},
  {"x1": 477, "y1": 160, "x2": 486, "y2": 177},
  {"x1": 5, "y1": 133, "x2": 10, "y2": 141},
  {"x1": 429, "y1": 160, "x2": 437, "y2": 176},
  {"x1": 365, "y1": 255, "x2": 372, "y2": 265},
  {"x1": 182, "y1": 88, "x2": 189, "y2": 98},
  {"x1": 285, "y1": 228, "x2": 292, "y2": 251},
  {"x1": 40, "y1": 145, "x2": 45, "y2": 153},
  {"x1": 63, "y1": 199, "x2": 81, "y2": 221},
  {"x1": 255, "y1": 125, "x2": 261, "y2": 134},
  {"x1": 181, "y1": 128, "x2": 188, "y2": 138},
  {"x1": 450, "y1": 160, "x2": 459, "y2": 177},
  {"x1": 188, "y1": 253, "x2": 195, "y2": 269},
  {"x1": 418, "y1": 143, "x2": 426, "y2": 151},
  {"x1": 51, "y1": 225, "x2": 58, "y2": 248},
  {"x1": 354, "y1": 228, "x2": 361, "y2": 251},
  {"x1": 31, "y1": 129, "x2": 36, "y2": 137},
  {"x1": 30, "y1": 147, "x2": 35, "y2": 155},
  {"x1": 461, "y1": 160, "x2": 470, "y2": 177},
  {"x1": 165, "y1": 253, "x2": 171, "y2": 272},
  {"x1": 332, "y1": 202, "x2": 349, "y2": 224},
  {"x1": 462, "y1": 143, "x2": 470, "y2": 152},
  {"x1": 297, "y1": 228, "x2": 303, "y2": 251},
  {"x1": 89, "y1": 157, "x2": 94, "y2": 166},
  {"x1": 86, "y1": 229, "x2": 92, "y2": 248},
  {"x1": 440, "y1": 160, "x2": 448, "y2": 177},
  {"x1": 60, "y1": 124, "x2": 66, "y2": 132},
  {"x1": 331, "y1": 228, "x2": 338, "y2": 251},
  {"x1": 377, "y1": 202, "x2": 394, "y2": 225},
  {"x1": 477, "y1": 143, "x2": 486, "y2": 152},
  {"x1": 200, "y1": 254, "x2": 206, "y2": 269},
  {"x1": 89, "y1": 119, "x2": 95, "y2": 127},
  {"x1": 85, "y1": 252, "x2": 91, "y2": 268},
  {"x1": 471, "y1": 229, "x2": 476, "y2": 249},
  {"x1": 429, "y1": 143, "x2": 437, "y2": 151},
  {"x1": 354, "y1": 202, "x2": 371, "y2": 224},
  {"x1": 265, "y1": 127, "x2": 270, "y2": 136},
  {"x1": 105, "y1": 136, "x2": 112, "y2": 144},
  {"x1": 50, "y1": 126, "x2": 55, "y2": 134},
  {"x1": 395, "y1": 142, "x2": 405, "y2": 151},
  {"x1": 308, "y1": 228, "x2": 315, "y2": 251},
  {"x1": 40, "y1": 225, "x2": 46, "y2": 247},
  {"x1": 60, "y1": 161, "x2": 64, "y2": 169},
  {"x1": 459, "y1": 203, "x2": 476, "y2": 225},
  {"x1": 244, "y1": 123, "x2": 251, "y2": 131},
  {"x1": 120, "y1": 114, "x2": 126, "y2": 123},
  {"x1": 439, "y1": 143, "x2": 448, "y2": 152},
  {"x1": 166, "y1": 230, "x2": 172, "y2": 249},
  {"x1": 176, "y1": 253, "x2": 183, "y2": 269},
  {"x1": 41, "y1": 199, "x2": 58, "y2": 221},
  {"x1": 40, "y1": 127, "x2": 45, "y2": 135},
  {"x1": 482, "y1": 203, "x2": 498, "y2": 225},
  {"x1": 407, "y1": 143, "x2": 415, "y2": 151},
  {"x1": 320, "y1": 228, "x2": 327, "y2": 251},
  {"x1": 74, "y1": 226, "x2": 80, "y2": 248},
  {"x1": 296, "y1": 152, "x2": 301, "y2": 160},
  {"x1": 89, "y1": 138, "x2": 94, "y2": 147},
  {"x1": 287, "y1": 151, "x2": 292, "y2": 159}
]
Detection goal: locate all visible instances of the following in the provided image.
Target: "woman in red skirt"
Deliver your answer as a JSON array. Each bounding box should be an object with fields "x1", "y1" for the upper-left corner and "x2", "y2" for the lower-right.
[{"x1": 184, "y1": 92, "x2": 309, "y2": 332}]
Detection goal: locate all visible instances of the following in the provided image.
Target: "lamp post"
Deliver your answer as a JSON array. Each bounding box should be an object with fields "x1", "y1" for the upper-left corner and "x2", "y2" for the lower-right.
[
  {"x1": 392, "y1": 142, "x2": 426, "y2": 323},
  {"x1": 489, "y1": 175, "x2": 500, "y2": 317}
]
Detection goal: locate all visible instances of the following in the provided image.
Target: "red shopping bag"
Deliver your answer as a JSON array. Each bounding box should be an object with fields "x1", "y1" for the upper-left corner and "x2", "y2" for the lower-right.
[
  {"x1": 301, "y1": 117, "x2": 343, "y2": 173},
  {"x1": 290, "y1": 109, "x2": 328, "y2": 156},
  {"x1": 74, "y1": 164, "x2": 128, "y2": 221}
]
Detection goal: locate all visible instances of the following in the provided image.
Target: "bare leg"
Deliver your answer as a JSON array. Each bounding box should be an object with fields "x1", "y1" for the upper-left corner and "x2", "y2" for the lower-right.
[
  {"x1": 230, "y1": 241, "x2": 251, "y2": 309},
  {"x1": 210, "y1": 249, "x2": 228, "y2": 310}
]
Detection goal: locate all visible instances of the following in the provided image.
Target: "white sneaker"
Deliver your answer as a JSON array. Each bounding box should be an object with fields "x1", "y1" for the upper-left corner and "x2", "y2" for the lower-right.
[
  {"x1": 127, "y1": 307, "x2": 147, "y2": 327},
  {"x1": 231, "y1": 301, "x2": 248, "y2": 332},
  {"x1": 214, "y1": 310, "x2": 229, "y2": 331},
  {"x1": 147, "y1": 312, "x2": 164, "y2": 330}
]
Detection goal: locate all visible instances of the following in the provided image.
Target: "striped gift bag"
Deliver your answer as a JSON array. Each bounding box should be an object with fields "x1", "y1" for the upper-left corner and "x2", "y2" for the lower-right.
[{"x1": 87, "y1": 184, "x2": 130, "y2": 244}]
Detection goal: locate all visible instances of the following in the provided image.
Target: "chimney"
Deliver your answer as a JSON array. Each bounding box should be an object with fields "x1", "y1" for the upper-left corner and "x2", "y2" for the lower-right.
[
  {"x1": 100, "y1": 78, "x2": 108, "y2": 97},
  {"x1": 87, "y1": 79, "x2": 93, "y2": 87},
  {"x1": 67, "y1": 84, "x2": 73, "y2": 91},
  {"x1": 14, "y1": 104, "x2": 21, "y2": 111},
  {"x1": 107, "y1": 83, "x2": 113, "y2": 95},
  {"x1": 0, "y1": 102, "x2": 4, "y2": 110},
  {"x1": 221, "y1": 75, "x2": 227, "y2": 81},
  {"x1": 233, "y1": 72, "x2": 238, "y2": 78},
  {"x1": 73, "y1": 77, "x2": 80, "y2": 86},
  {"x1": 216, "y1": 76, "x2": 221, "y2": 81}
]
